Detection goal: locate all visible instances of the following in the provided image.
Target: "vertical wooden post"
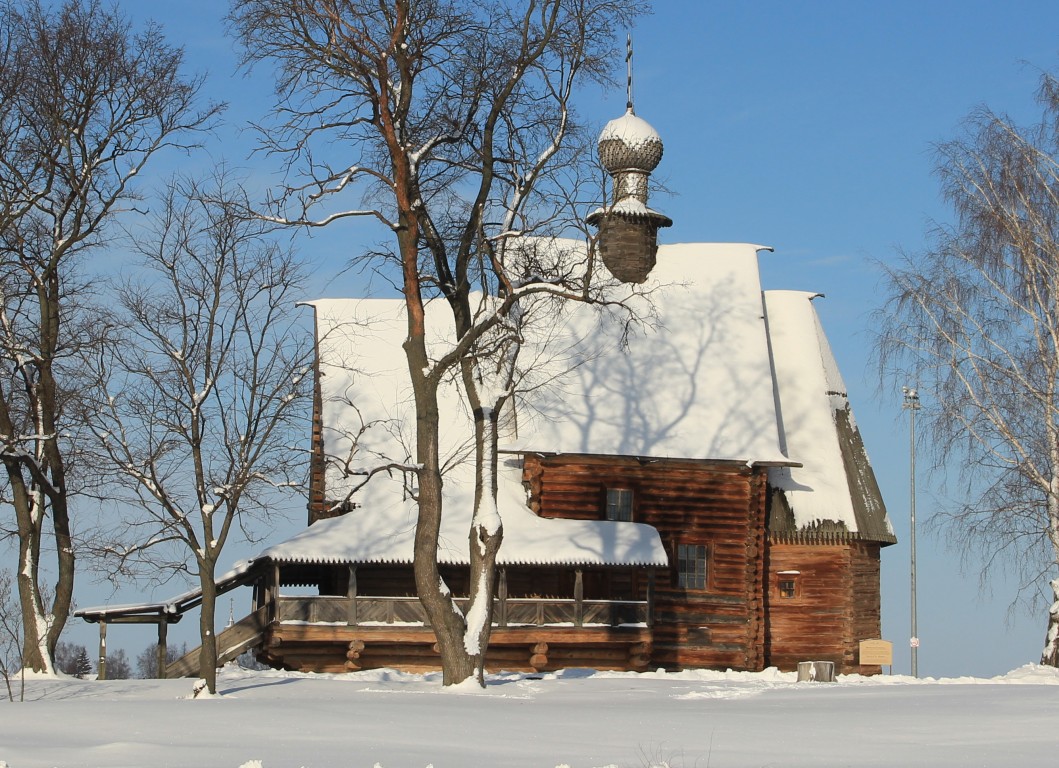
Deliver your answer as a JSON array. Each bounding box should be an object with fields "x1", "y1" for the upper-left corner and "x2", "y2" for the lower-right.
[
  {"x1": 574, "y1": 569, "x2": 584, "y2": 628},
  {"x1": 269, "y1": 562, "x2": 280, "y2": 623},
  {"x1": 646, "y1": 568, "x2": 655, "y2": 627},
  {"x1": 347, "y1": 564, "x2": 358, "y2": 625},
  {"x1": 97, "y1": 621, "x2": 107, "y2": 680},
  {"x1": 156, "y1": 620, "x2": 169, "y2": 678},
  {"x1": 498, "y1": 568, "x2": 508, "y2": 628}
]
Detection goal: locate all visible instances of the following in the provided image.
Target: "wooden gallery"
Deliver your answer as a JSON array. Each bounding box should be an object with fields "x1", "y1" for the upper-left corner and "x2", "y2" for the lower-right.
[{"x1": 78, "y1": 106, "x2": 894, "y2": 678}]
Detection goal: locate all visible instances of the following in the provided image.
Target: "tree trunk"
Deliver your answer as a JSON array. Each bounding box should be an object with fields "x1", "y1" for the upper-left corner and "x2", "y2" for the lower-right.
[
  {"x1": 38, "y1": 272, "x2": 75, "y2": 663},
  {"x1": 198, "y1": 562, "x2": 219, "y2": 694},
  {"x1": 465, "y1": 522, "x2": 502, "y2": 685},
  {"x1": 44, "y1": 491, "x2": 75, "y2": 667},
  {"x1": 408, "y1": 377, "x2": 474, "y2": 685},
  {"x1": 7, "y1": 467, "x2": 51, "y2": 675},
  {"x1": 461, "y1": 365, "x2": 507, "y2": 685},
  {"x1": 16, "y1": 512, "x2": 50, "y2": 675},
  {"x1": 405, "y1": 330, "x2": 478, "y2": 683},
  {"x1": 1044, "y1": 495, "x2": 1059, "y2": 668},
  {"x1": 1043, "y1": 577, "x2": 1059, "y2": 667}
]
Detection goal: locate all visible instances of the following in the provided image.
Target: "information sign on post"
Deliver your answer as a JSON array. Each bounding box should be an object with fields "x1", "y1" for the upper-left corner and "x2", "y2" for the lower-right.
[{"x1": 859, "y1": 639, "x2": 894, "y2": 667}]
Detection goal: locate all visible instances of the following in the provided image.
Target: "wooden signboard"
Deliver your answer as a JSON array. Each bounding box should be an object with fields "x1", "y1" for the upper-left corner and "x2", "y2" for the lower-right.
[{"x1": 859, "y1": 639, "x2": 893, "y2": 666}]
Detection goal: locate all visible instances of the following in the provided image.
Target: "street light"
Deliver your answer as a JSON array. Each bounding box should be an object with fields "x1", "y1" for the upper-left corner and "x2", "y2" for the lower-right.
[{"x1": 902, "y1": 385, "x2": 921, "y2": 677}]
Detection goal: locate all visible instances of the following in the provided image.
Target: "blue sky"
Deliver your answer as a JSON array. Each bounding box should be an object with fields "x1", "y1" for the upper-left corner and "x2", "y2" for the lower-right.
[{"x1": 56, "y1": 0, "x2": 1059, "y2": 678}]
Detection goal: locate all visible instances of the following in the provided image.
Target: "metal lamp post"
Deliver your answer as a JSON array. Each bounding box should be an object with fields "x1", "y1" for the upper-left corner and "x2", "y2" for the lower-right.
[{"x1": 902, "y1": 386, "x2": 920, "y2": 677}]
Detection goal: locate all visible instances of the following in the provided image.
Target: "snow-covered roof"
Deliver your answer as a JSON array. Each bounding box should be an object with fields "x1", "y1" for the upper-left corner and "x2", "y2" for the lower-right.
[
  {"x1": 764, "y1": 291, "x2": 894, "y2": 543},
  {"x1": 75, "y1": 560, "x2": 260, "y2": 620},
  {"x1": 261, "y1": 458, "x2": 666, "y2": 567},
  {"x1": 507, "y1": 242, "x2": 791, "y2": 464},
  {"x1": 277, "y1": 241, "x2": 891, "y2": 570},
  {"x1": 294, "y1": 294, "x2": 669, "y2": 568}
]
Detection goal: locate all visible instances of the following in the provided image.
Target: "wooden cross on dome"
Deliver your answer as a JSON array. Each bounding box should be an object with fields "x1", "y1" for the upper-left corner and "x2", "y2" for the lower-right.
[{"x1": 626, "y1": 34, "x2": 634, "y2": 112}]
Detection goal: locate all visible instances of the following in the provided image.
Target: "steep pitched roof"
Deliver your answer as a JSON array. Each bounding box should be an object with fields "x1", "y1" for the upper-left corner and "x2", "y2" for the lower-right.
[
  {"x1": 764, "y1": 291, "x2": 895, "y2": 544},
  {"x1": 507, "y1": 242, "x2": 791, "y2": 464}
]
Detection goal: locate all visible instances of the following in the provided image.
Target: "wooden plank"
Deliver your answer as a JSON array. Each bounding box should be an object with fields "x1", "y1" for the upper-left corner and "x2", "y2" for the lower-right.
[{"x1": 166, "y1": 606, "x2": 269, "y2": 678}]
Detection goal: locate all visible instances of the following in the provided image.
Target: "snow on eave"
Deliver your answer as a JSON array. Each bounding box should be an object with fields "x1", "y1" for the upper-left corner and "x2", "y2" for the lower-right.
[
  {"x1": 259, "y1": 455, "x2": 669, "y2": 569},
  {"x1": 503, "y1": 448, "x2": 799, "y2": 470},
  {"x1": 75, "y1": 560, "x2": 261, "y2": 620}
]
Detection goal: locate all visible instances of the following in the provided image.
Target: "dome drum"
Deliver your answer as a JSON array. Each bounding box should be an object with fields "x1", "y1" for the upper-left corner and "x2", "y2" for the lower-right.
[
  {"x1": 593, "y1": 212, "x2": 671, "y2": 284},
  {"x1": 614, "y1": 170, "x2": 649, "y2": 204},
  {"x1": 599, "y1": 137, "x2": 664, "y2": 174}
]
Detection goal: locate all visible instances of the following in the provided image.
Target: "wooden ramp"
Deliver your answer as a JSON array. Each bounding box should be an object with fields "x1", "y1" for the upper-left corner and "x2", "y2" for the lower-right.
[{"x1": 166, "y1": 606, "x2": 269, "y2": 679}]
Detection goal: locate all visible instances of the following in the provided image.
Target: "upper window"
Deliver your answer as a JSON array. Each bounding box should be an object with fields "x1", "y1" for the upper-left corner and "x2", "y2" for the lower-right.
[
  {"x1": 677, "y1": 543, "x2": 708, "y2": 590},
  {"x1": 777, "y1": 571, "x2": 800, "y2": 599},
  {"x1": 605, "y1": 488, "x2": 634, "y2": 521}
]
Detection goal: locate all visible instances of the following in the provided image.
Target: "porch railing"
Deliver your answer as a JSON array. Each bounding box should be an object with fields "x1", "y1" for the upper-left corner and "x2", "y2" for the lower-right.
[{"x1": 276, "y1": 595, "x2": 648, "y2": 628}]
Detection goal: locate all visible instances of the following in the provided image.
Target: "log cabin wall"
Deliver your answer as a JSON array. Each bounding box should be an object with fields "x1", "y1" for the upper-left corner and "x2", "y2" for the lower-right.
[
  {"x1": 763, "y1": 542, "x2": 850, "y2": 672},
  {"x1": 523, "y1": 454, "x2": 768, "y2": 671},
  {"x1": 763, "y1": 540, "x2": 883, "y2": 674},
  {"x1": 849, "y1": 542, "x2": 883, "y2": 674}
]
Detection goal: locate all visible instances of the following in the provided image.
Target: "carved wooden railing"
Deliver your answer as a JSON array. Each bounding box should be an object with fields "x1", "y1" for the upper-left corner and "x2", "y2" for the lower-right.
[{"x1": 276, "y1": 595, "x2": 648, "y2": 628}]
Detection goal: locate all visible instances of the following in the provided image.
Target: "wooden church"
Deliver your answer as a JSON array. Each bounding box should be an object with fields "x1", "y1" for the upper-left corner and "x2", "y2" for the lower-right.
[
  {"x1": 243, "y1": 104, "x2": 894, "y2": 676},
  {"x1": 78, "y1": 100, "x2": 894, "y2": 679}
]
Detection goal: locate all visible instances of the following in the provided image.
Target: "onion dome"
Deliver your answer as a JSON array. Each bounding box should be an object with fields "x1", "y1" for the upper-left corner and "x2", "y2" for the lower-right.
[{"x1": 598, "y1": 108, "x2": 664, "y2": 173}]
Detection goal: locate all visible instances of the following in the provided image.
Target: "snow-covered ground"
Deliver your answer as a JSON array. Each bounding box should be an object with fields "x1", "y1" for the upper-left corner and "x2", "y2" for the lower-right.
[{"x1": 2, "y1": 664, "x2": 1058, "y2": 767}]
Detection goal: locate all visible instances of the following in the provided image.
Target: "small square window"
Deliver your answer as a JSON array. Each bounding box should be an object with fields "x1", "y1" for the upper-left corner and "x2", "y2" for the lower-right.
[
  {"x1": 677, "y1": 543, "x2": 708, "y2": 590},
  {"x1": 605, "y1": 488, "x2": 633, "y2": 521},
  {"x1": 777, "y1": 571, "x2": 800, "y2": 599}
]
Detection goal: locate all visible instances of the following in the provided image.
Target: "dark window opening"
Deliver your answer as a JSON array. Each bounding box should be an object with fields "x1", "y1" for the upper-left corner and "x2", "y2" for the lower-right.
[
  {"x1": 677, "y1": 543, "x2": 708, "y2": 590},
  {"x1": 779, "y1": 579, "x2": 797, "y2": 598},
  {"x1": 605, "y1": 488, "x2": 634, "y2": 521}
]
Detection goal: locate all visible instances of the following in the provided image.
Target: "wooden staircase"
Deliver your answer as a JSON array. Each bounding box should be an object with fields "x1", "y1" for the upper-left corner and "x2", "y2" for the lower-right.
[{"x1": 165, "y1": 606, "x2": 269, "y2": 678}]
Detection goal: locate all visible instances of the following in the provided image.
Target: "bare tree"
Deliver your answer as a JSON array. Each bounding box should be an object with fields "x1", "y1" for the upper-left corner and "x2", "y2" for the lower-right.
[
  {"x1": 53, "y1": 640, "x2": 85, "y2": 676},
  {"x1": 136, "y1": 641, "x2": 188, "y2": 679},
  {"x1": 0, "y1": 570, "x2": 25, "y2": 700},
  {"x1": 105, "y1": 648, "x2": 131, "y2": 680},
  {"x1": 230, "y1": 0, "x2": 645, "y2": 685},
  {"x1": 85, "y1": 173, "x2": 312, "y2": 694},
  {"x1": 877, "y1": 72, "x2": 1059, "y2": 667},
  {"x1": 0, "y1": 0, "x2": 220, "y2": 674}
]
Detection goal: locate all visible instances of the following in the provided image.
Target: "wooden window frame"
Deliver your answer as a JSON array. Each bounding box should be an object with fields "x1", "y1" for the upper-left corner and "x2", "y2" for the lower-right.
[
  {"x1": 676, "y1": 542, "x2": 708, "y2": 591},
  {"x1": 604, "y1": 487, "x2": 634, "y2": 522},
  {"x1": 777, "y1": 571, "x2": 800, "y2": 599}
]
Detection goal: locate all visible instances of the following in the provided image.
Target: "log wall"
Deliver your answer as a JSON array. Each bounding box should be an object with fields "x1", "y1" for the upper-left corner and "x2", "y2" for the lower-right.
[
  {"x1": 850, "y1": 542, "x2": 883, "y2": 674},
  {"x1": 260, "y1": 624, "x2": 652, "y2": 674},
  {"x1": 763, "y1": 541, "x2": 883, "y2": 674},
  {"x1": 524, "y1": 454, "x2": 768, "y2": 671}
]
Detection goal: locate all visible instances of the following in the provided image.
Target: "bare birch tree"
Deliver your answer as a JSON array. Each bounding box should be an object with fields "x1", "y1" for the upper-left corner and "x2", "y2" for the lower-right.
[
  {"x1": 84, "y1": 173, "x2": 313, "y2": 694},
  {"x1": 229, "y1": 0, "x2": 645, "y2": 685},
  {"x1": 877, "y1": 72, "x2": 1059, "y2": 667},
  {"x1": 0, "y1": 569, "x2": 25, "y2": 700},
  {"x1": 0, "y1": 0, "x2": 219, "y2": 673}
]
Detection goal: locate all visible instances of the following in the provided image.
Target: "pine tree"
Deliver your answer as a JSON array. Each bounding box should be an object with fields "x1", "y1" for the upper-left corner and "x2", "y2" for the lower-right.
[{"x1": 73, "y1": 648, "x2": 93, "y2": 679}]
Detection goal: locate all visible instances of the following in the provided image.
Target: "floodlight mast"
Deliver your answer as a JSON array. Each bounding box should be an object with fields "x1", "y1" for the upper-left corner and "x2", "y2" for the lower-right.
[{"x1": 902, "y1": 386, "x2": 921, "y2": 677}]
